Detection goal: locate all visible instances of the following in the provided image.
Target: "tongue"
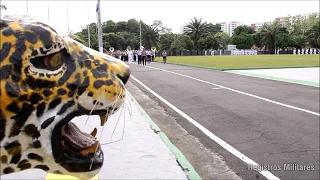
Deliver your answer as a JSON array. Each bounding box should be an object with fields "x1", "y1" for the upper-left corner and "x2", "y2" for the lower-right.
[{"x1": 61, "y1": 122, "x2": 97, "y2": 150}]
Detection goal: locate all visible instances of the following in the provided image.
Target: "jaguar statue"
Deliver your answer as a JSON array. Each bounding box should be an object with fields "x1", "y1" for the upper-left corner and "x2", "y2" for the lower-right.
[{"x1": 0, "y1": 14, "x2": 130, "y2": 179}]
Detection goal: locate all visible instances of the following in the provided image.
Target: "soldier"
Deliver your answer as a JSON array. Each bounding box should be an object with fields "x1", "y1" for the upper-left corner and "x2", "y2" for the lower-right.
[
  {"x1": 146, "y1": 49, "x2": 152, "y2": 63},
  {"x1": 138, "y1": 49, "x2": 142, "y2": 65},
  {"x1": 142, "y1": 48, "x2": 147, "y2": 66},
  {"x1": 133, "y1": 50, "x2": 137, "y2": 62},
  {"x1": 162, "y1": 50, "x2": 167, "y2": 64},
  {"x1": 128, "y1": 49, "x2": 133, "y2": 64}
]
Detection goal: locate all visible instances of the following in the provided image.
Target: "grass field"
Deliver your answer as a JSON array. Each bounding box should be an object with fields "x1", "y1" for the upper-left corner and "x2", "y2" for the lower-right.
[{"x1": 154, "y1": 54, "x2": 320, "y2": 70}]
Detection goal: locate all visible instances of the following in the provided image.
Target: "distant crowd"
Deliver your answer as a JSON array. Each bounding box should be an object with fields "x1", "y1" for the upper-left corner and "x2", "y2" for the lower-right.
[{"x1": 107, "y1": 48, "x2": 168, "y2": 65}]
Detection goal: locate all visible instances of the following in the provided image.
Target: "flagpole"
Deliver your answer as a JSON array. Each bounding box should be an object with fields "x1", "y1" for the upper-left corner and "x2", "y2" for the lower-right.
[
  {"x1": 139, "y1": 20, "x2": 142, "y2": 48},
  {"x1": 87, "y1": 0, "x2": 91, "y2": 48},
  {"x1": 26, "y1": 0, "x2": 29, "y2": 13},
  {"x1": 96, "y1": 0, "x2": 103, "y2": 53},
  {"x1": 47, "y1": 0, "x2": 50, "y2": 21},
  {"x1": 66, "y1": 0, "x2": 70, "y2": 33}
]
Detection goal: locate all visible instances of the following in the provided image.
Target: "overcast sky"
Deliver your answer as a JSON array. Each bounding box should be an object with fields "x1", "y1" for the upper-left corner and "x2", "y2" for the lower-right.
[{"x1": 1, "y1": 0, "x2": 319, "y2": 34}]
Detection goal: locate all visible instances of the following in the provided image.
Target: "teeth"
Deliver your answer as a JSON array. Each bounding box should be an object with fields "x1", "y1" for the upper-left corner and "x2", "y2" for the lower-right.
[
  {"x1": 99, "y1": 115, "x2": 108, "y2": 126},
  {"x1": 90, "y1": 128, "x2": 97, "y2": 137}
]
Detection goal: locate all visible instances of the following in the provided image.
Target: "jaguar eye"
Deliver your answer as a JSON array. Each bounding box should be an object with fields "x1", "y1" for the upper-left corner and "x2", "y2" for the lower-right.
[
  {"x1": 30, "y1": 49, "x2": 67, "y2": 71},
  {"x1": 45, "y1": 53, "x2": 62, "y2": 68}
]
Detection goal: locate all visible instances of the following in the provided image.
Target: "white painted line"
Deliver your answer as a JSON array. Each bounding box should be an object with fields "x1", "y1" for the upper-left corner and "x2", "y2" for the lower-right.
[
  {"x1": 130, "y1": 75, "x2": 280, "y2": 180},
  {"x1": 145, "y1": 65, "x2": 320, "y2": 117},
  {"x1": 212, "y1": 87, "x2": 222, "y2": 90}
]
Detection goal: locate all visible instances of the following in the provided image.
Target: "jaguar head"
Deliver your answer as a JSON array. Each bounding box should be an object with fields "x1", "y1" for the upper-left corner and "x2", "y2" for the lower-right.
[{"x1": 0, "y1": 14, "x2": 130, "y2": 179}]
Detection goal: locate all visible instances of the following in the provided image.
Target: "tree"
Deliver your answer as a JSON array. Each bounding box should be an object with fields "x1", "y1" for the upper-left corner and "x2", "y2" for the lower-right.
[
  {"x1": 151, "y1": 20, "x2": 172, "y2": 34},
  {"x1": 114, "y1": 21, "x2": 127, "y2": 32},
  {"x1": 233, "y1": 25, "x2": 255, "y2": 36},
  {"x1": 102, "y1": 20, "x2": 116, "y2": 33},
  {"x1": 159, "y1": 33, "x2": 176, "y2": 51},
  {"x1": 127, "y1": 18, "x2": 140, "y2": 34},
  {"x1": 118, "y1": 31, "x2": 139, "y2": 49},
  {"x1": 197, "y1": 36, "x2": 208, "y2": 50},
  {"x1": 204, "y1": 23, "x2": 222, "y2": 34},
  {"x1": 306, "y1": 15, "x2": 320, "y2": 48},
  {"x1": 282, "y1": 14, "x2": 318, "y2": 48},
  {"x1": 170, "y1": 38, "x2": 184, "y2": 55},
  {"x1": 141, "y1": 24, "x2": 159, "y2": 49},
  {"x1": 253, "y1": 32, "x2": 262, "y2": 50},
  {"x1": 232, "y1": 25, "x2": 255, "y2": 50},
  {"x1": 102, "y1": 33, "x2": 125, "y2": 50},
  {"x1": 259, "y1": 21, "x2": 282, "y2": 53},
  {"x1": 75, "y1": 23, "x2": 99, "y2": 50},
  {"x1": 214, "y1": 32, "x2": 230, "y2": 49},
  {"x1": 184, "y1": 17, "x2": 207, "y2": 51},
  {"x1": 170, "y1": 34, "x2": 194, "y2": 54},
  {"x1": 198, "y1": 33, "x2": 219, "y2": 50},
  {"x1": 275, "y1": 27, "x2": 293, "y2": 50},
  {"x1": 232, "y1": 32, "x2": 254, "y2": 49},
  {"x1": 178, "y1": 34, "x2": 194, "y2": 50},
  {"x1": 69, "y1": 33, "x2": 88, "y2": 47}
]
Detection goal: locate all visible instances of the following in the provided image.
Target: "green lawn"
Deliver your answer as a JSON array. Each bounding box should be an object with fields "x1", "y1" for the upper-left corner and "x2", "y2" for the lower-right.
[{"x1": 155, "y1": 55, "x2": 320, "y2": 70}]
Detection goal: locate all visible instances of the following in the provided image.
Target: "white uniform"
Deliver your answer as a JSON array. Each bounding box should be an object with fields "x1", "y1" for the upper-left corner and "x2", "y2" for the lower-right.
[{"x1": 128, "y1": 50, "x2": 133, "y2": 64}]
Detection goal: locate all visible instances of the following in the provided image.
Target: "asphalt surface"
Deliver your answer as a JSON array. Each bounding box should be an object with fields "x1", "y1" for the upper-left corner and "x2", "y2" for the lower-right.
[{"x1": 128, "y1": 62, "x2": 319, "y2": 180}]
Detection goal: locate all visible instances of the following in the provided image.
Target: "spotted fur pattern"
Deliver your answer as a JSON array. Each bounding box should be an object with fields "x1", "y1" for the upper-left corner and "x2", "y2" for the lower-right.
[{"x1": 0, "y1": 14, "x2": 130, "y2": 178}]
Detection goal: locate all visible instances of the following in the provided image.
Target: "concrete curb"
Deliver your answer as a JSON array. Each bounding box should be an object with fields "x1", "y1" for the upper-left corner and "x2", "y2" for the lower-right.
[
  {"x1": 127, "y1": 91, "x2": 202, "y2": 180},
  {"x1": 227, "y1": 70, "x2": 319, "y2": 87}
]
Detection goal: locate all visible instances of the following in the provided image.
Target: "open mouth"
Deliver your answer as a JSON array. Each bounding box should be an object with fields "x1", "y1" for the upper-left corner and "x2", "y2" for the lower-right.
[{"x1": 51, "y1": 107, "x2": 113, "y2": 173}]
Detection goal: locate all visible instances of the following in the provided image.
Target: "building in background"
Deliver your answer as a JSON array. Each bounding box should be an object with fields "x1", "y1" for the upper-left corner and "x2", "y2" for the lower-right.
[
  {"x1": 217, "y1": 21, "x2": 244, "y2": 36},
  {"x1": 250, "y1": 12, "x2": 317, "y2": 32},
  {"x1": 275, "y1": 12, "x2": 319, "y2": 23},
  {"x1": 250, "y1": 23, "x2": 264, "y2": 31},
  {"x1": 250, "y1": 22, "x2": 272, "y2": 31},
  {"x1": 180, "y1": 24, "x2": 189, "y2": 34}
]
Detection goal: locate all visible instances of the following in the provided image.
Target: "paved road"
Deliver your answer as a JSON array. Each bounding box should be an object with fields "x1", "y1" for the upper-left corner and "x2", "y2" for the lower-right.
[{"x1": 128, "y1": 62, "x2": 319, "y2": 180}]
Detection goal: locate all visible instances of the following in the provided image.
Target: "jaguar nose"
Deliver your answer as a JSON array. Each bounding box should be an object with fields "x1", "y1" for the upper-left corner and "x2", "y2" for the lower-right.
[{"x1": 117, "y1": 68, "x2": 131, "y2": 85}]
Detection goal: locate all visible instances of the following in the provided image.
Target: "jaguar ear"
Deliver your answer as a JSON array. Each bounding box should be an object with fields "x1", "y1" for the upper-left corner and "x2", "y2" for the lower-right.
[{"x1": 0, "y1": 19, "x2": 8, "y2": 30}]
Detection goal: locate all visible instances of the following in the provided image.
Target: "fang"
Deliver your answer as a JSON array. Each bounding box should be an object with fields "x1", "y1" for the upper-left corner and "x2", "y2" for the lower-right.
[
  {"x1": 100, "y1": 115, "x2": 108, "y2": 126},
  {"x1": 91, "y1": 128, "x2": 97, "y2": 137}
]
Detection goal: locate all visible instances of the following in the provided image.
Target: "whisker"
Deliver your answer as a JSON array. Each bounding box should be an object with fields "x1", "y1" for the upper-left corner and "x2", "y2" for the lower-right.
[
  {"x1": 124, "y1": 97, "x2": 132, "y2": 116},
  {"x1": 124, "y1": 100, "x2": 132, "y2": 118},
  {"x1": 90, "y1": 86, "x2": 121, "y2": 156},
  {"x1": 100, "y1": 87, "x2": 127, "y2": 146},
  {"x1": 90, "y1": 107, "x2": 110, "y2": 170},
  {"x1": 110, "y1": 103, "x2": 124, "y2": 139},
  {"x1": 98, "y1": 86, "x2": 123, "y2": 110},
  {"x1": 112, "y1": 86, "x2": 131, "y2": 118},
  {"x1": 101, "y1": 103, "x2": 126, "y2": 146},
  {"x1": 89, "y1": 120, "x2": 105, "y2": 170},
  {"x1": 123, "y1": 86, "x2": 133, "y2": 117},
  {"x1": 97, "y1": 85, "x2": 122, "y2": 143},
  {"x1": 85, "y1": 90, "x2": 106, "y2": 125}
]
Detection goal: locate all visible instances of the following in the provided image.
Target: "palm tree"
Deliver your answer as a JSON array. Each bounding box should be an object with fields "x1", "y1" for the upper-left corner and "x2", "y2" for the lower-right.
[
  {"x1": 259, "y1": 21, "x2": 282, "y2": 54},
  {"x1": 184, "y1": 17, "x2": 207, "y2": 53},
  {"x1": 142, "y1": 24, "x2": 159, "y2": 49}
]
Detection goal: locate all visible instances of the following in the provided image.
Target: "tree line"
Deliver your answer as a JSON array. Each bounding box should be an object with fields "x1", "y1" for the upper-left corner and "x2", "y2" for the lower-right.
[{"x1": 73, "y1": 14, "x2": 319, "y2": 54}]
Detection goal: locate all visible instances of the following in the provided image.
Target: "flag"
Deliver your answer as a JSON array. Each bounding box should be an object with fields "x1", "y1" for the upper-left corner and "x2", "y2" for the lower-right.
[{"x1": 96, "y1": 0, "x2": 99, "y2": 12}]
